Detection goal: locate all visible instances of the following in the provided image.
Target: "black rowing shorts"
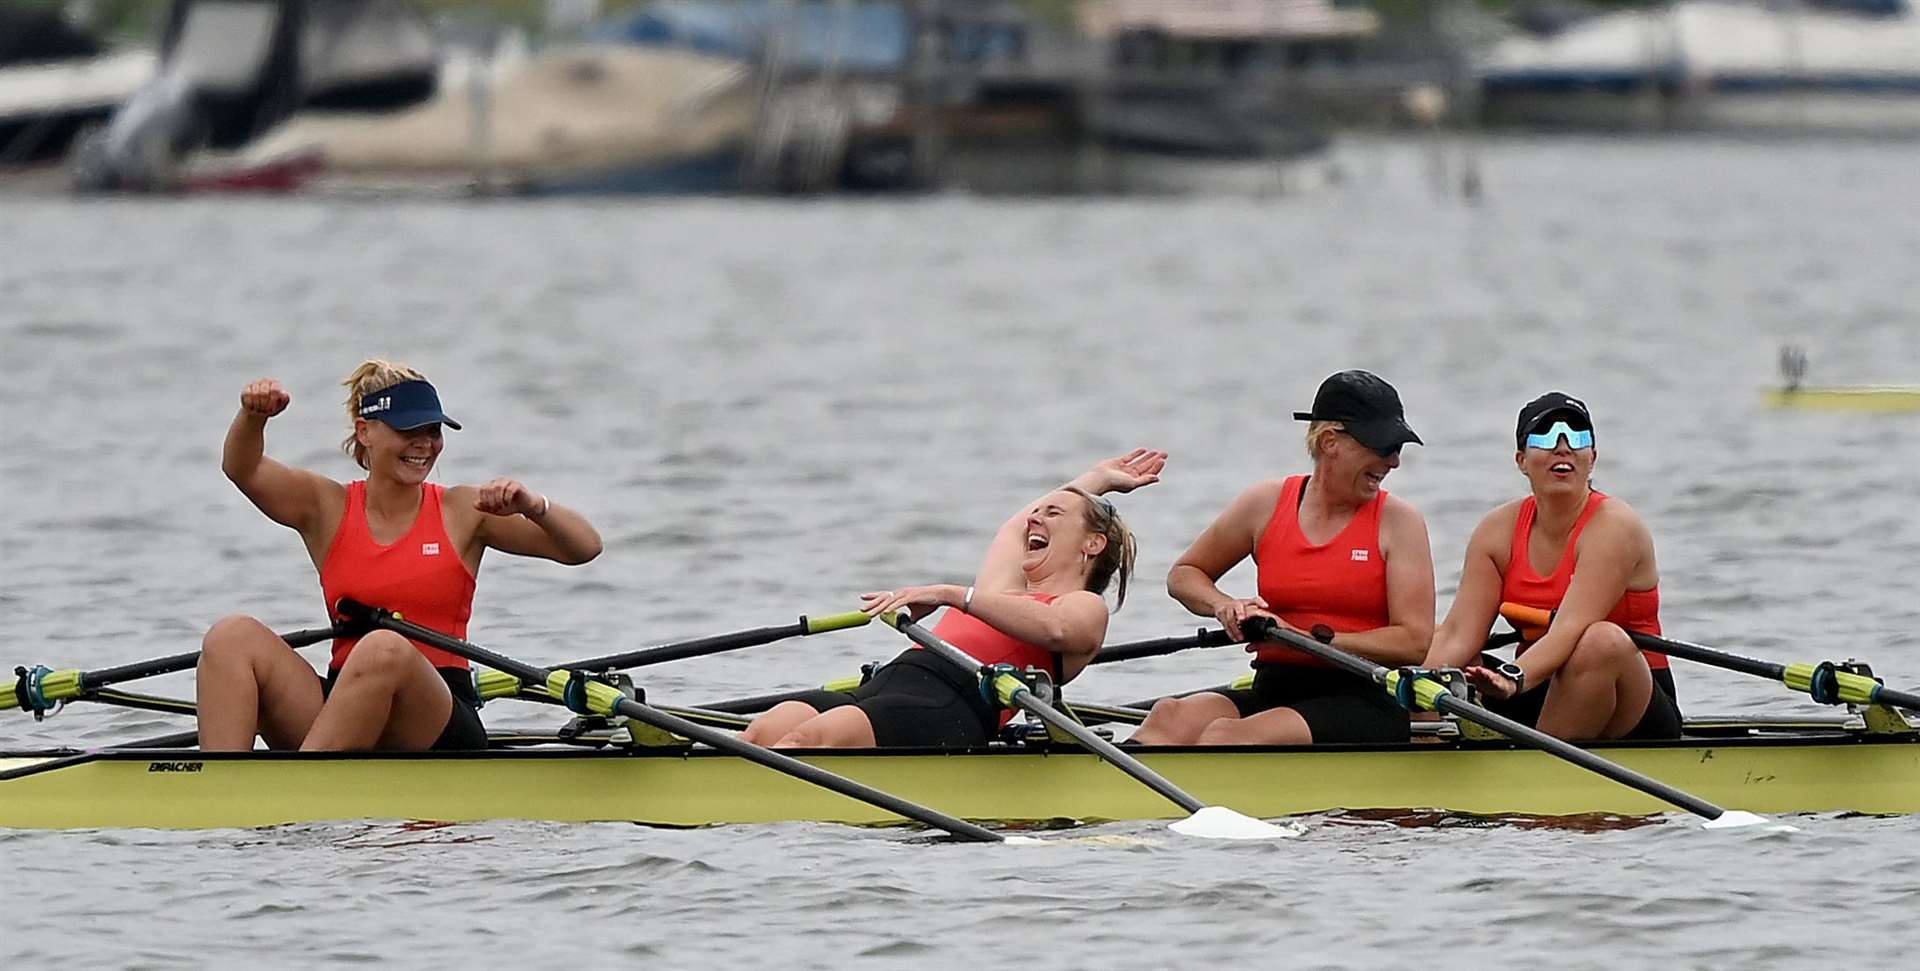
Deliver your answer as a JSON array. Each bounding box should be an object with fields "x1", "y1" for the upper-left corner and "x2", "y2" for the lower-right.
[
  {"x1": 1479, "y1": 658, "x2": 1683, "y2": 740},
  {"x1": 789, "y1": 649, "x2": 1001, "y2": 748},
  {"x1": 322, "y1": 666, "x2": 489, "y2": 751},
  {"x1": 1216, "y1": 663, "x2": 1411, "y2": 744}
]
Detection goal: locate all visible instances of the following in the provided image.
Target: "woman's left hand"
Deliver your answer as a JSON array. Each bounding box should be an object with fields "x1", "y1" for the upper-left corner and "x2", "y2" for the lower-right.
[
  {"x1": 1463, "y1": 665, "x2": 1520, "y2": 701},
  {"x1": 860, "y1": 584, "x2": 965, "y2": 621},
  {"x1": 1076, "y1": 448, "x2": 1168, "y2": 495},
  {"x1": 476, "y1": 477, "x2": 546, "y2": 518}
]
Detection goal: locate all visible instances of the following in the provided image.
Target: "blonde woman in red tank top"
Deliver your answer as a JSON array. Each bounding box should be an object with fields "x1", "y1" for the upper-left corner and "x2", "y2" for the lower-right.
[
  {"x1": 741, "y1": 450, "x2": 1163, "y2": 750},
  {"x1": 1424, "y1": 392, "x2": 1681, "y2": 741},
  {"x1": 1131, "y1": 371, "x2": 1435, "y2": 746},
  {"x1": 195, "y1": 361, "x2": 603, "y2": 752}
]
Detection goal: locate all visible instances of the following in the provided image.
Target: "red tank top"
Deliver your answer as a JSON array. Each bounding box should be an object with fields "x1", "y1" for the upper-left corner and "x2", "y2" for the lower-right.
[
  {"x1": 1252, "y1": 475, "x2": 1391, "y2": 667},
  {"x1": 1502, "y1": 491, "x2": 1667, "y2": 670},
  {"x1": 320, "y1": 481, "x2": 477, "y2": 671},
  {"x1": 923, "y1": 593, "x2": 1061, "y2": 728}
]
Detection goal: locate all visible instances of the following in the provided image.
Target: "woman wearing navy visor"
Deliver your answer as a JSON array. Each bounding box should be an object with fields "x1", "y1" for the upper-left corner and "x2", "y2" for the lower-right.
[
  {"x1": 196, "y1": 360, "x2": 602, "y2": 752},
  {"x1": 1129, "y1": 371, "x2": 1435, "y2": 746},
  {"x1": 1423, "y1": 392, "x2": 1681, "y2": 740}
]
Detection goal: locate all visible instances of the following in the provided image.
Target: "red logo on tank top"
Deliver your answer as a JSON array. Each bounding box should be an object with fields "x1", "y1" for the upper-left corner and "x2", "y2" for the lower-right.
[{"x1": 1350, "y1": 549, "x2": 1369, "y2": 561}]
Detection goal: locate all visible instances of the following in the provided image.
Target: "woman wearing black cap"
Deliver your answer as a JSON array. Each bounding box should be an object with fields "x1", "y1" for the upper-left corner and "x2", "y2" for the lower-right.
[
  {"x1": 1129, "y1": 371, "x2": 1435, "y2": 746},
  {"x1": 1422, "y1": 392, "x2": 1680, "y2": 740},
  {"x1": 195, "y1": 360, "x2": 603, "y2": 752}
]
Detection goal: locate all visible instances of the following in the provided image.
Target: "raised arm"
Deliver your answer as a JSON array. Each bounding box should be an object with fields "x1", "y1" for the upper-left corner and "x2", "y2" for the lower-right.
[
  {"x1": 1166, "y1": 480, "x2": 1279, "y2": 640},
  {"x1": 1424, "y1": 505, "x2": 1516, "y2": 668},
  {"x1": 466, "y1": 478, "x2": 603, "y2": 566},
  {"x1": 222, "y1": 379, "x2": 341, "y2": 536},
  {"x1": 972, "y1": 449, "x2": 1166, "y2": 594},
  {"x1": 1321, "y1": 495, "x2": 1434, "y2": 666}
]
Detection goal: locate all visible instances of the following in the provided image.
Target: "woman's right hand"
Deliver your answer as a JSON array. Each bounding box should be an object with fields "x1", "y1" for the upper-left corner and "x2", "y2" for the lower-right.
[
  {"x1": 1213, "y1": 596, "x2": 1278, "y2": 643},
  {"x1": 240, "y1": 379, "x2": 290, "y2": 418}
]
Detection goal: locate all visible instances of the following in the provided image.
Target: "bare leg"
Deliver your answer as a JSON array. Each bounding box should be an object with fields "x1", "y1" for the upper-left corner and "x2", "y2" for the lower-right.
[
  {"x1": 741, "y1": 701, "x2": 823, "y2": 746},
  {"x1": 774, "y1": 706, "x2": 879, "y2": 748},
  {"x1": 196, "y1": 615, "x2": 325, "y2": 751},
  {"x1": 1536, "y1": 622, "x2": 1655, "y2": 741},
  {"x1": 1196, "y1": 707, "x2": 1314, "y2": 745},
  {"x1": 1127, "y1": 692, "x2": 1239, "y2": 745},
  {"x1": 300, "y1": 631, "x2": 454, "y2": 752}
]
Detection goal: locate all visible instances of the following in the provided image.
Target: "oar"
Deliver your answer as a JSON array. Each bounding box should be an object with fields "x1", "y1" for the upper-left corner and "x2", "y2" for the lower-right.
[
  {"x1": 696, "y1": 629, "x2": 1237, "y2": 715},
  {"x1": 886, "y1": 614, "x2": 1296, "y2": 840},
  {"x1": 333, "y1": 598, "x2": 1007, "y2": 844},
  {"x1": 5, "y1": 626, "x2": 338, "y2": 720},
  {"x1": 1243, "y1": 618, "x2": 1781, "y2": 831},
  {"x1": 472, "y1": 611, "x2": 872, "y2": 703},
  {"x1": 1502, "y1": 604, "x2": 1920, "y2": 713}
]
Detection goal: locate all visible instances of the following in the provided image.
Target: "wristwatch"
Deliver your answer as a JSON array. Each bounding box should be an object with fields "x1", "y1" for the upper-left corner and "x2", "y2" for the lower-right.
[
  {"x1": 1491, "y1": 659, "x2": 1527, "y2": 696},
  {"x1": 1310, "y1": 624, "x2": 1336, "y2": 644}
]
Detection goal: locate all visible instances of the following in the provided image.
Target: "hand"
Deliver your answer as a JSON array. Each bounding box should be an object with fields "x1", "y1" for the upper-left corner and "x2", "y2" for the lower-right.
[
  {"x1": 859, "y1": 584, "x2": 963, "y2": 621},
  {"x1": 1463, "y1": 666, "x2": 1520, "y2": 701},
  {"x1": 475, "y1": 477, "x2": 546, "y2": 518},
  {"x1": 240, "y1": 378, "x2": 291, "y2": 418},
  {"x1": 1075, "y1": 448, "x2": 1168, "y2": 496},
  {"x1": 1212, "y1": 596, "x2": 1281, "y2": 643}
]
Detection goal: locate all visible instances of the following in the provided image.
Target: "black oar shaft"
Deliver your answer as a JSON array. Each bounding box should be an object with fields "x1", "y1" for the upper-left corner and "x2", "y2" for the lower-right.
[
  {"x1": 1090, "y1": 629, "x2": 1233, "y2": 665},
  {"x1": 1248, "y1": 621, "x2": 1736, "y2": 822},
  {"x1": 893, "y1": 617, "x2": 1207, "y2": 815},
  {"x1": 560, "y1": 621, "x2": 808, "y2": 672},
  {"x1": 337, "y1": 599, "x2": 1003, "y2": 843},
  {"x1": 81, "y1": 627, "x2": 337, "y2": 690},
  {"x1": 1628, "y1": 632, "x2": 1920, "y2": 713}
]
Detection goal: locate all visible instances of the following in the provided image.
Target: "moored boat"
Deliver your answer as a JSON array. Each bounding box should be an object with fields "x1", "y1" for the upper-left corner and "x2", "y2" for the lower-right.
[{"x1": 3, "y1": 718, "x2": 1915, "y2": 830}]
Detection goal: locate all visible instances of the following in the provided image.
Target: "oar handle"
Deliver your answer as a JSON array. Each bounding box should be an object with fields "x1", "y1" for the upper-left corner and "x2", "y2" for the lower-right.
[{"x1": 1499, "y1": 602, "x2": 1552, "y2": 632}]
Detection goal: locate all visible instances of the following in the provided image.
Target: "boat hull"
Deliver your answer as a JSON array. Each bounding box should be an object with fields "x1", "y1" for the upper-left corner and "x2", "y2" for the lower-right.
[
  {"x1": 3, "y1": 733, "x2": 1916, "y2": 830},
  {"x1": 1763, "y1": 386, "x2": 1920, "y2": 411}
]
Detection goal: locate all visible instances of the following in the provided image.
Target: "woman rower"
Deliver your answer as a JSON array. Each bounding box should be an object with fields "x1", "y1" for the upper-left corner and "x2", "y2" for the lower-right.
[
  {"x1": 1423, "y1": 392, "x2": 1680, "y2": 740},
  {"x1": 740, "y1": 450, "x2": 1163, "y2": 749},
  {"x1": 1129, "y1": 370, "x2": 1433, "y2": 746},
  {"x1": 196, "y1": 361, "x2": 603, "y2": 752}
]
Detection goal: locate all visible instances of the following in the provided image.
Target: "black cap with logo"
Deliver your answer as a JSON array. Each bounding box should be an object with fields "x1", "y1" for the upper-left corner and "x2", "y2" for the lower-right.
[
  {"x1": 1514, "y1": 391, "x2": 1592, "y2": 449},
  {"x1": 1292, "y1": 370, "x2": 1422, "y2": 453}
]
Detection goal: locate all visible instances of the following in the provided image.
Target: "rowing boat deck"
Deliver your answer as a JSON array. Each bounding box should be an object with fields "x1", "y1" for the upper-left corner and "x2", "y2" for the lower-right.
[{"x1": 3, "y1": 728, "x2": 1916, "y2": 830}]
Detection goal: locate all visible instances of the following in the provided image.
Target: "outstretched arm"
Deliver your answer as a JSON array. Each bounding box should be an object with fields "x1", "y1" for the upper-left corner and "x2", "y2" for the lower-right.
[
  {"x1": 222, "y1": 378, "x2": 341, "y2": 535},
  {"x1": 1425, "y1": 508, "x2": 1512, "y2": 668},
  {"x1": 972, "y1": 449, "x2": 1166, "y2": 594}
]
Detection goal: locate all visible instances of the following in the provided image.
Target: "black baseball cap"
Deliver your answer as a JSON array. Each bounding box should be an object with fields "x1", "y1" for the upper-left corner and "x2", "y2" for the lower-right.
[
  {"x1": 1514, "y1": 391, "x2": 1591, "y2": 449},
  {"x1": 357, "y1": 379, "x2": 462, "y2": 431},
  {"x1": 1292, "y1": 370, "x2": 1422, "y2": 452}
]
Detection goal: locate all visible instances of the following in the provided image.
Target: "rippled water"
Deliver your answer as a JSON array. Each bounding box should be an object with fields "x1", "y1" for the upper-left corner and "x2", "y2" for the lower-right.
[{"x1": 3, "y1": 136, "x2": 1918, "y2": 967}]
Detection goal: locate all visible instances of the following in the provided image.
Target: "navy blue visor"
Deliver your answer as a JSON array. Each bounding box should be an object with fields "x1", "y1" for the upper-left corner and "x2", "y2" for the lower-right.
[{"x1": 357, "y1": 380, "x2": 462, "y2": 431}]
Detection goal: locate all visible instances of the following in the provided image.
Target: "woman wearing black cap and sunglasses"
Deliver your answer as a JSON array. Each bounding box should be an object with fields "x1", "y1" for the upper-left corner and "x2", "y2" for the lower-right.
[
  {"x1": 1129, "y1": 371, "x2": 1435, "y2": 746},
  {"x1": 1423, "y1": 392, "x2": 1681, "y2": 740},
  {"x1": 194, "y1": 360, "x2": 603, "y2": 753}
]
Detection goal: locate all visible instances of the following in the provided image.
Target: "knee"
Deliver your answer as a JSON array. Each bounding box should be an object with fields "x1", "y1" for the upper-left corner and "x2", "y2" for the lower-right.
[
  {"x1": 774, "y1": 726, "x2": 823, "y2": 749},
  {"x1": 1145, "y1": 697, "x2": 1193, "y2": 727},
  {"x1": 337, "y1": 631, "x2": 416, "y2": 679},
  {"x1": 201, "y1": 615, "x2": 273, "y2": 658},
  {"x1": 1195, "y1": 718, "x2": 1240, "y2": 746},
  {"x1": 1566, "y1": 622, "x2": 1637, "y2": 674}
]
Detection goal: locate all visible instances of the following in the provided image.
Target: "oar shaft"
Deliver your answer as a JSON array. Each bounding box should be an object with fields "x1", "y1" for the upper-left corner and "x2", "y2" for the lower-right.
[
  {"x1": 1090, "y1": 629, "x2": 1233, "y2": 665},
  {"x1": 1248, "y1": 621, "x2": 1736, "y2": 822},
  {"x1": 79, "y1": 626, "x2": 337, "y2": 689},
  {"x1": 557, "y1": 612, "x2": 871, "y2": 674},
  {"x1": 337, "y1": 599, "x2": 1003, "y2": 843},
  {"x1": 892, "y1": 616, "x2": 1207, "y2": 815},
  {"x1": 1502, "y1": 603, "x2": 1920, "y2": 712}
]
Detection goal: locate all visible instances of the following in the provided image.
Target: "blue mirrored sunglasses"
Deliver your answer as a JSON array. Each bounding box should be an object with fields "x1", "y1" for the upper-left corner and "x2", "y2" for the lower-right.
[{"x1": 1524, "y1": 421, "x2": 1594, "y2": 451}]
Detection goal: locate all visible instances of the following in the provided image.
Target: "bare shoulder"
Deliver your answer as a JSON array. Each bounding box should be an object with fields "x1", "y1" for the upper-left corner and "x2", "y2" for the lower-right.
[
  {"x1": 1380, "y1": 492, "x2": 1428, "y2": 528},
  {"x1": 1465, "y1": 498, "x2": 1525, "y2": 552},
  {"x1": 1591, "y1": 494, "x2": 1656, "y2": 545}
]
